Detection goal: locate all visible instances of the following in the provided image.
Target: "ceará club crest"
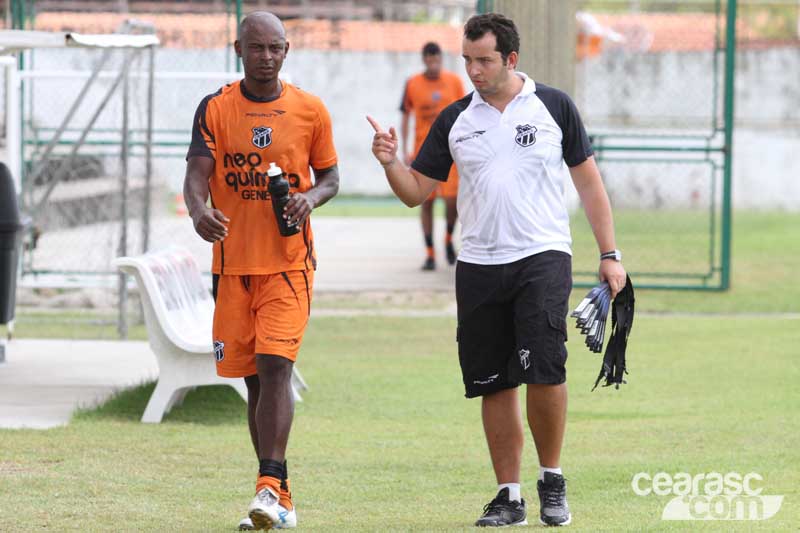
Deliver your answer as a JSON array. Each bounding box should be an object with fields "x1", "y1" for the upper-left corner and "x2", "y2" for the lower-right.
[
  {"x1": 252, "y1": 126, "x2": 273, "y2": 149},
  {"x1": 515, "y1": 124, "x2": 537, "y2": 147}
]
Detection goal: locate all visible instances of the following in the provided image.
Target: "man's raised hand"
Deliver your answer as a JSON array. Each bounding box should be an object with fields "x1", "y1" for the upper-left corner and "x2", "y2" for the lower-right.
[{"x1": 367, "y1": 115, "x2": 399, "y2": 167}]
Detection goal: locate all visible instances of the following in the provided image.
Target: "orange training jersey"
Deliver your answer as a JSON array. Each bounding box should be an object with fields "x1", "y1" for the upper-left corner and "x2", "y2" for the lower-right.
[
  {"x1": 187, "y1": 80, "x2": 337, "y2": 275},
  {"x1": 400, "y1": 70, "x2": 465, "y2": 156}
]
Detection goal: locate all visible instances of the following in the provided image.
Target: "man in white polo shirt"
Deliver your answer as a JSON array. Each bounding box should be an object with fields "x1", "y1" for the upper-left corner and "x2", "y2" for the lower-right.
[{"x1": 368, "y1": 12, "x2": 626, "y2": 528}]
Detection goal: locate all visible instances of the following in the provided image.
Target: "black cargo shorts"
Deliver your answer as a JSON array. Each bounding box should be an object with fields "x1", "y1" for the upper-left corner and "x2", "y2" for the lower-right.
[{"x1": 455, "y1": 250, "x2": 572, "y2": 398}]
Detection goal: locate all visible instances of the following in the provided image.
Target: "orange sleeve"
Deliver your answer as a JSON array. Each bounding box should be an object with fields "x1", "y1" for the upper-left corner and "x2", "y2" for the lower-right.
[{"x1": 310, "y1": 98, "x2": 338, "y2": 170}]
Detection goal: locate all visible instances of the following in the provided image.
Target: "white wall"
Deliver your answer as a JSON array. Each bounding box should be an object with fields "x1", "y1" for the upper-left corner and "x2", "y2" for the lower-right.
[
  {"x1": 8, "y1": 45, "x2": 800, "y2": 209},
  {"x1": 575, "y1": 46, "x2": 800, "y2": 210}
]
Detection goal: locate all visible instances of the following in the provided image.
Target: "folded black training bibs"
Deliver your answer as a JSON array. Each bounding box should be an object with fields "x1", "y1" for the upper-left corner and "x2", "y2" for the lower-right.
[{"x1": 570, "y1": 276, "x2": 635, "y2": 390}]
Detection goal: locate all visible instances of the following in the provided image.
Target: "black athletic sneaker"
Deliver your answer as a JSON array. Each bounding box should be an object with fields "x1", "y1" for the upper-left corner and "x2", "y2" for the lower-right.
[
  {"x1": 445, "y1": 242, "x2": 457, "y2": 265},
  {"x1": 421, "y1": 257, "x2": 436, "y2": 270},
  {"x1": 537, "y1": 472, "x2": 571, "y2": 526},
  {"x1": 475, "y1": 488, "x2": 528, "y2": 527}
]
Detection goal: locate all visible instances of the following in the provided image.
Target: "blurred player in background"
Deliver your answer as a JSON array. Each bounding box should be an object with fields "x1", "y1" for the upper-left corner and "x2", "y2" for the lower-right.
[{"x1": 400, "y1": 42, "x2": 466, "y2": 270}]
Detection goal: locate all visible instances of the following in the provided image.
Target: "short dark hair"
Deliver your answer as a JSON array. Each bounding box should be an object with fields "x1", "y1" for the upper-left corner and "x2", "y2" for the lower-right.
[
  {"x1": 422, "y1": 41, "x2": 442, "y2": 56},
  {"x1": 463, "y1": 13, "x2": 520, "y2": 63}
]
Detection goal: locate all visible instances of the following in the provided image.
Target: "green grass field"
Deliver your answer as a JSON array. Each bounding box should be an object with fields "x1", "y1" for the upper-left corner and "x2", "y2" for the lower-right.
[
  {"x1": 12, "y1": 209, "x2": 800, "y2": 341},
  {"x1": 316, "y1": 197, "x2": 800, "y2": 305},
  {"x1": 2, "y1": 204, "x2": 799, "y2": 531},
  {"x1": 1, "y1": 315, "x2": 798, "y2": 531}
]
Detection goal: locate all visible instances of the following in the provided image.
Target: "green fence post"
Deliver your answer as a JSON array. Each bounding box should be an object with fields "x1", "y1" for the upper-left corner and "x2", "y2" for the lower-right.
[{"x1": 720, "y1": 0, "x2": 737, "y2": 290}]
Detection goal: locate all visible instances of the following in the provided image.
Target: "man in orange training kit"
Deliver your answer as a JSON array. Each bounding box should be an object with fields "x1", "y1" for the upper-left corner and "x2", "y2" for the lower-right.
[
  {"x1": 400, "y1": 42, "x2": 466, "y2": 270},
  {"x1": 183, "y1": 11, "x2": 339, "y2": 531}
]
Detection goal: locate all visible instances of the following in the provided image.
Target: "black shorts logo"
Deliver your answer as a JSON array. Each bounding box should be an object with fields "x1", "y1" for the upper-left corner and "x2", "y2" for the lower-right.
[
  {"x1": 213, "y1": 340, "x2": 225, "y2": 362},
  {"x1": 252, "y1": 126, "x2": 273, "y2": 149},
  {"x1": 518, "y1": 347, "x2": 531, "y2": 370},
  {"x1": 515, "y1": 124, "x2": 537, "y2": 147},
  {"x1": 473, "y1": 373, "x2": 499, "y2": 385}
]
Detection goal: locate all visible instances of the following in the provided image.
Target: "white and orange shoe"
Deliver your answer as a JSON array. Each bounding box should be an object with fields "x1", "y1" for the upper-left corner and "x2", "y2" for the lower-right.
[
  {"x1": 248, "y1": 488, "x2": 281, "y2": 530},
  {"x1": 240, "y1": 504, "x2": 296, "y2": 530}
]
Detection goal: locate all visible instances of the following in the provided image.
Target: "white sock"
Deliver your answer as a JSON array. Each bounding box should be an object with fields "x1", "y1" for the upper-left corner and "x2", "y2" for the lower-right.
[
  {"x1": 498, "y1": 482, "x2": 522, "y2": 502},
  {"x1": 539, "y1": 466, "x2": 562, "y2": 481}
]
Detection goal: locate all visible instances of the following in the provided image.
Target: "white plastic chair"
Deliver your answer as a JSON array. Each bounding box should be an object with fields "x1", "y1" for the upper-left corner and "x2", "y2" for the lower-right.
[{"x1": 114, "y1": 247, "x2": 307, "y2": 423}]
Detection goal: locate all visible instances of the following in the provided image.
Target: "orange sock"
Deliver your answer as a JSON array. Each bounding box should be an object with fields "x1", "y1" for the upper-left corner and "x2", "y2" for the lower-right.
[
  {"x1": 424, "y1": 234, "x2": 434, "y2": 259},
  {"x1": 279, "y1": 477, "x2": 294, "y2": 511},
  {"x1": 256, "y1": 475, "x2": 281, "y2": 497}
]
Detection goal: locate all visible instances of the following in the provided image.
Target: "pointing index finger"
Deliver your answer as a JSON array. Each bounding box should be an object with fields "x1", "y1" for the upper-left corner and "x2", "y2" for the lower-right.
[{"x1": 366, "y1": 115, "x2": 384, "y2": 133}]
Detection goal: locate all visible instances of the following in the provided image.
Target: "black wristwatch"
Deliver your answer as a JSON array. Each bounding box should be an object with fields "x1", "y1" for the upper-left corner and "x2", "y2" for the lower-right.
[{"x1": 600, "y1": 249, "x2": 622, "y2": 261}]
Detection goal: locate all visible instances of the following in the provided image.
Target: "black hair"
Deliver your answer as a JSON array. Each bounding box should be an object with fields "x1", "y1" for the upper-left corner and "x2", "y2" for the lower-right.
[
  {"x1": 422, "y1": 41, "x2": 442, "y2": 56},
  {"x1": 463, "y1": 13, "x2": 520, "y2": 63}
]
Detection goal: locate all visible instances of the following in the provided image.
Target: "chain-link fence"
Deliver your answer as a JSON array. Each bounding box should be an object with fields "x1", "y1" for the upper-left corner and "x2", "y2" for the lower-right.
[
  {"x1": 568, "y1": 0, "x2": 738, "y2": 289},
  {"x1": 3, "y1": 0, "x2": 480, "y2": 336},
  {"x1": 571, "y1": 0, "x2": 798, "y2": 290},
  {"x1": 9, "y1": 1, "x2": 480, "y2": 286},
  {"x1": 2, "y1": 0, "x2": 798, "y2": 333}
]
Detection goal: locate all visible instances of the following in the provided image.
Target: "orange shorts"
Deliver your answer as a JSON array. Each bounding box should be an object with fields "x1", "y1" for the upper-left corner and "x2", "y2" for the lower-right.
[
  {"x1": 426, "y1": 164, "x2": 459, "y2": 201},
  {"x1": 212, "y1": 270, "x2": 313, "y2": 378}
]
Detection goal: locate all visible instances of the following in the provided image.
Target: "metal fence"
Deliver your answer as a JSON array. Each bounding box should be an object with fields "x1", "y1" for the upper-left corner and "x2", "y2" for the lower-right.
[
  {"x1": 580, "y1": 0, "x2": 797, "y2": 290},
  {"x1": 481, "y1": 0, "x2": 741, "y2": 290},
  {"x1": 6, "y1": 1, "x2": 478, "y2": 288},
  {"x1": 578, "y1": 0, "x2": 738, "y2": 290},
  {"x1": 1, "y1": 0, "x2": 798, "y2": 322}
]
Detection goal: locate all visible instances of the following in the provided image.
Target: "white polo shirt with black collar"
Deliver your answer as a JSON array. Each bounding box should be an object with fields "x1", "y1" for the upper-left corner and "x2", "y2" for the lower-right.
[{"x1": 411, "y1": 72, "x2": 593, "y2": 265}]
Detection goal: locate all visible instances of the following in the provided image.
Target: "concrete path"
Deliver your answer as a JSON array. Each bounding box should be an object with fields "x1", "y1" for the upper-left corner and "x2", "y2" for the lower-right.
[
  {"x1": 0, "y1": 339, "x2": 157, "y2": 429},
  {"x1": 25, "y1": 216, "x2": 458, "y2": 292},
  {"x1": 312, "y1": 217, "x2": 457, "y2": 291},
  {"x1": 5, "y1": 216, "x2": 459, "y2": 429}
]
